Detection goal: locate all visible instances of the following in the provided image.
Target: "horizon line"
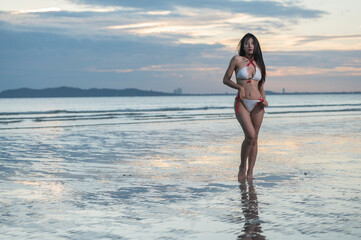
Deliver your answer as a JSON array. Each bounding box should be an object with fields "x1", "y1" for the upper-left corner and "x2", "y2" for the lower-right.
[{"x1": 0, "y1": 86, "x2": 360, "y2": 96}]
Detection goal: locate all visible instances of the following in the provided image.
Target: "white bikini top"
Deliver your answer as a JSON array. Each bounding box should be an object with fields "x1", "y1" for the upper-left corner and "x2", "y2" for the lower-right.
[{"x1": 236, "y1": 57, "x2": 262, "y2": 81}]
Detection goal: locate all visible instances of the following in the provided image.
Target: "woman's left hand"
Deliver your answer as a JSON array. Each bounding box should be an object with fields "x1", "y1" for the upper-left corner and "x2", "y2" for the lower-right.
[{"x1": 263, "y1": 100, "x2": 268, "y2": 107}]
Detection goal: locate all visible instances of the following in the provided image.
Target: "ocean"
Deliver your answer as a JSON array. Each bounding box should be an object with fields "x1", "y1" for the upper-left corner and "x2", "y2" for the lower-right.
[{"x1": 1, "y1": 93, "x2": 360, "y2": 239}]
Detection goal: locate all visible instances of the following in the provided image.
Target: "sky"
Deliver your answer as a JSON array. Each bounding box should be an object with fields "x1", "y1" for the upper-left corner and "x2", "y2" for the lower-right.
[{"x1": 0, "y1": 0, "x2": 360, "y2": 93}]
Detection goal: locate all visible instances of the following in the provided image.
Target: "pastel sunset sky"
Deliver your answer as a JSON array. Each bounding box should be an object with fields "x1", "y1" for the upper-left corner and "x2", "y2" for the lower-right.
[{"x1": 0, "y1": 0, "x2": 360, "y2": 93}]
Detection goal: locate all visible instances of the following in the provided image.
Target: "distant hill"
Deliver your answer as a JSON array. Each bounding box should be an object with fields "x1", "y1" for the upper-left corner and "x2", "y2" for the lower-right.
[
  {"x1": 0, "y1": 87, "x2": 356, "y2": 98},
  {"x1": 0, "y1": 87, "x2": 176, "y2": 98}
]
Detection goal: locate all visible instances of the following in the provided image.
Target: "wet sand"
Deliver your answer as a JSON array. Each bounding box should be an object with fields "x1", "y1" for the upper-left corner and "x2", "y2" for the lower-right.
[{"x1": 1, "y1": 112, "x2": 360, "y2": 239}]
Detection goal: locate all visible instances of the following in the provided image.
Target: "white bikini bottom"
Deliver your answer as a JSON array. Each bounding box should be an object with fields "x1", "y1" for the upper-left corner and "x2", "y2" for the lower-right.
[
  {"x1": 243, "y1": 98, "x2": 262, "y2": 112},
  {"x1": 235, "y1": 96, "x2": 264, "y2": 114}
]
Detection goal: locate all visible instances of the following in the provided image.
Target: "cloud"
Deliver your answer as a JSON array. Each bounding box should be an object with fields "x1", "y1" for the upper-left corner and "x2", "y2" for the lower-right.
[
  {"x1": 292, "y1": 34, "x2": 361, "y2": 46},
  {"x1": 264, "y1": 50, "x2": 361, "y2": 92},
  {"x1": 7, "y1": 2, "x2": 131, "y2": 15},
  {"x1": 1, "y1": 1, "x2": 359, "y2": 93},
  {"x1": 10, "y1": 7, "x2": 62, "y2": 14},
  {"x1": 262, "y1": 33, "x2": 361, "y2": 52},
  {"x1": 0, "y1": 26, "x2": 227, "y2": 93},
  {"x1": 0, "y1": 0, "x2": 327, "y2": 49},
  {"x1": 268, "y1": 66, "x2": 361, "y2": 77},
  {"x1": 72, "y1": 0, "x2": 325, "y2": 18},
  {"x1": 265, "y1": 50, "x2": 361, "y2": 69},
  {"x1": 87, "y1": 64, "x2": 222, "y2": 73},
  {"x1": 1, "y1": 22, "x2": 360, "y2": 94}
]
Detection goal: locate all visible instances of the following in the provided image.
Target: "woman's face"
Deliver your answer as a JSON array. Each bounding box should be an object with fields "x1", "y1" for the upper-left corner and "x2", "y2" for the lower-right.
[{"x1": 243, "y1": 38, "x2": 254, "y2": 55}]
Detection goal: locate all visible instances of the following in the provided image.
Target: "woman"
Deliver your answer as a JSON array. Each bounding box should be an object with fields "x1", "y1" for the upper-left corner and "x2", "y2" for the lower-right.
[{"x1": 223, "y1": 33, "x2": 268, "y2": 181}]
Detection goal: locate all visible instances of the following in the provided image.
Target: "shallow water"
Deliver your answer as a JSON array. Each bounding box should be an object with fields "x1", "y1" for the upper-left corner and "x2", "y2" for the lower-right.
[{"x1": 1, "y1": 94, "x2": 360, "y2": 239}]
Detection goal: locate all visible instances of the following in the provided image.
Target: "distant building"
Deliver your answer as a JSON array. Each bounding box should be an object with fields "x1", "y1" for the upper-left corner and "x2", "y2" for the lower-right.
[
  {"x1": 173, "y1": 88, "x2": 182, "y2": 95},
  {"x1": 282, "y1": 88, "x2": 285, "y2": 94}
]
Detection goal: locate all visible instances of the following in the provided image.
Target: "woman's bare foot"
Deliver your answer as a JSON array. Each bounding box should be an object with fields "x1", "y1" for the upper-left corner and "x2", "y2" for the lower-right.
[{"x1": 247, "y1": 172, "x2": 255, "y2": 181}]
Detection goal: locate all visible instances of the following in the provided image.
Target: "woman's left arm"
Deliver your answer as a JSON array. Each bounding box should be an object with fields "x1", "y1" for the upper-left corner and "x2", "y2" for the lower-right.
[{"x1": 260, "y1": 83, "x2": 268, "y2": 107}]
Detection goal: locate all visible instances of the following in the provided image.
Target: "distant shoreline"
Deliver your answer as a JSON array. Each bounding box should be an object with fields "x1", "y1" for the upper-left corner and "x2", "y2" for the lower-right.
[{"x1": 0, "y1": 86, "x2": 360, "y2": 98}]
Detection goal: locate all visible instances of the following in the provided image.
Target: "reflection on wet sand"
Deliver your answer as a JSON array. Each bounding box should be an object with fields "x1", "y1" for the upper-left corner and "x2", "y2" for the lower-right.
[{"x1": 238, "y1": 180, "x2": 265, "y2": 240}]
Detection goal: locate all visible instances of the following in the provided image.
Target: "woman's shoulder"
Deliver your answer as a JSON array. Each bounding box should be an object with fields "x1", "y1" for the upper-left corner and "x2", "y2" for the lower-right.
[
  {"x1": 231, "y1": 55, "x2": 249, "y2": 68},
  {"x1": 231, "y1": 55, "x2": 243, "y2": 63},
  {"x1": 232, "y1": 55, "x2": 249, "y2": 62}
]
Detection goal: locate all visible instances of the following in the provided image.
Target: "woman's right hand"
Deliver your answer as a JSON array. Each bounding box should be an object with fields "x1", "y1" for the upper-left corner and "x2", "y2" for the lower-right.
[{"x1": 238, "y1": 86, "x2": 245, "y2": 100}]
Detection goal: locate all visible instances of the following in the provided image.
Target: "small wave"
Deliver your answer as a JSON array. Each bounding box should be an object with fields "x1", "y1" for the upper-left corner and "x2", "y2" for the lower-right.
[
  {"x1": 0, "y1": 110, "x2": 69, "y2": 116},
  {"x1": 0, "y1": 120, "x2": 23, "y2": 125},
  {"x1": 0, "y1": 116, "x2": 235, "y2": 130},
  {"x1": 267, "y1": 108, "x2": 361, "y2": 114},
  {"x1": 34, "y1": 116, "x2": 116, "y2": 122},
  {"x1": 0, "y1": 106, "x2": 231, "y2": 116},
  {"x1": 1, "y1": 103, "x2": 360, "y2": 117},
  {"x1": 268, "y1": 103, "x2": 361, "y2": 108}
]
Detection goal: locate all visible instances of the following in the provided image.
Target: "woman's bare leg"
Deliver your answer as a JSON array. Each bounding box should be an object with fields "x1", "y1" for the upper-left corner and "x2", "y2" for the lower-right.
[
  {"x1": 235, "y1": 101, "x2": 257, "y2": 181},
  {"x1": 247, "y1": 105, "x2": 264, "y2": 180}
]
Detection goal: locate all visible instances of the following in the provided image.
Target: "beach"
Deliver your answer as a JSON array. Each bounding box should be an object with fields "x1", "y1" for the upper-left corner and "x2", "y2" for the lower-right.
[{"x1": 1, "y1": 94, "x2": 360, "y2": 239}]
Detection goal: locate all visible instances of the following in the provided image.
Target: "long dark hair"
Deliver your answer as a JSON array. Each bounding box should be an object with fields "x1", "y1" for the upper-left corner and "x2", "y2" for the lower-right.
[{"x1": 237, "y1": 33, "x2": 266, "y2": 89}]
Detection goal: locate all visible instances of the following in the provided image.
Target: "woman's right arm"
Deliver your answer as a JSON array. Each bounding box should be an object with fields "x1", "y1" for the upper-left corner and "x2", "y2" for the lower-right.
[{"x1": 223, "y1": 56, "x2": 242, "y2": 91}]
